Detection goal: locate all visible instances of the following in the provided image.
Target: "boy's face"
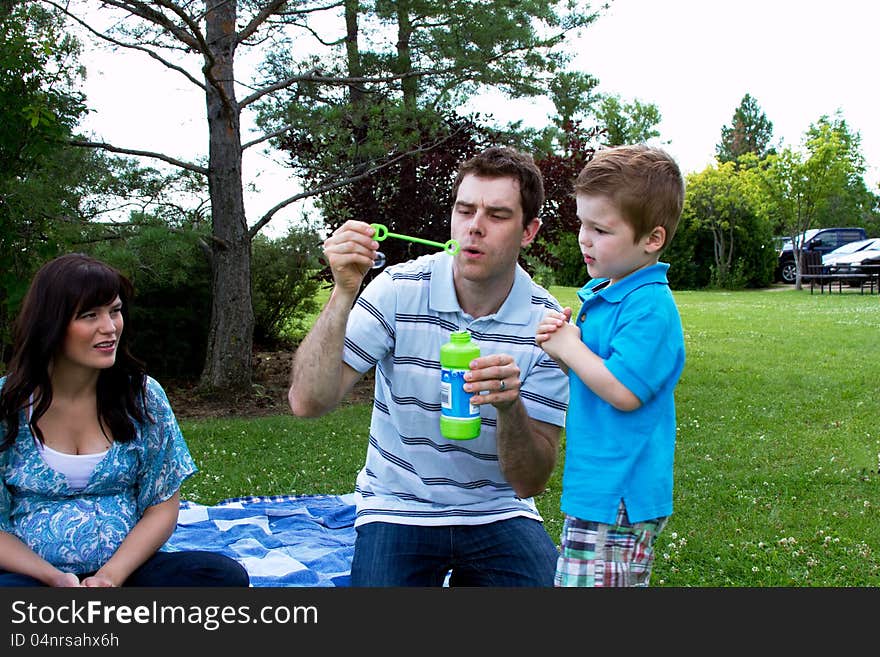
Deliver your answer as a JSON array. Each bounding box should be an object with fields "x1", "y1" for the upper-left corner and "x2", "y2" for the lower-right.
[{"x1": 576, "y1": 194, "x2": 664, "y2": 285}]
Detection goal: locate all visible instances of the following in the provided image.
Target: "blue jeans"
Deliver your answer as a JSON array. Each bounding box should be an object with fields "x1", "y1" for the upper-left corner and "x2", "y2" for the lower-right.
[
  {"x1": 0, "y1": 551, "x2": 249, "y2": 587},
  {"x1": 349, "y1": 517, "x2": 558, "y2": 587}
]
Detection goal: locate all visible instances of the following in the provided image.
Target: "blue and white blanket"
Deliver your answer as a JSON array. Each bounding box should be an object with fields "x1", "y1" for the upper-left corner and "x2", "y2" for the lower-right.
[{"x1": 165, "y1": 494, "x2": 356, "y2": 587}]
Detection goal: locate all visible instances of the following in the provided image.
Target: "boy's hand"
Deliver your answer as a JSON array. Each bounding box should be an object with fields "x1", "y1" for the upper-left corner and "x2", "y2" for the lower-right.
[
  {"x1": 535, "y1": 307, "x2": 572, "y2": 345},
  {"x1": 536, "y1": 307, "x2": 580, "y2": 365}
]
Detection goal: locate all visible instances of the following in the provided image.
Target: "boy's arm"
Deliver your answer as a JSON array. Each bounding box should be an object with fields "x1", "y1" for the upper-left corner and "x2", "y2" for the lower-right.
[{"x1": 537, "y1": 318, "x2": 641, "y2": 412}]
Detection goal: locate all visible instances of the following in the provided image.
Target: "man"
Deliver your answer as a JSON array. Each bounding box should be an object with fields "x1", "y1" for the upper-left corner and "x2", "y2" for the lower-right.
[{"x1": 288, "y1": 146, "x2": 569, "y2": 586}]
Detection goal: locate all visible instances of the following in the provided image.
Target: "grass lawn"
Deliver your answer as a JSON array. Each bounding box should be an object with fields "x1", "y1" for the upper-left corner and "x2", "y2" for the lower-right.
[{"x1": 180, "y1": 287, "x2": 880, "y2": 586}]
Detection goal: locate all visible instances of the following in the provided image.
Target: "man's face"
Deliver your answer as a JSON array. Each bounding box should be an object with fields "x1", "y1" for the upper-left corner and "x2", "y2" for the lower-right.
[{"x1": 450, "y1": 174, "x2": 539, "y2": 284}]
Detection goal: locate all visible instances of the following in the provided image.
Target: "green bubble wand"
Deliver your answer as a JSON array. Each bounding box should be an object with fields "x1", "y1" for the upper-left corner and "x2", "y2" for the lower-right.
[{"x1": 369, "y1": 223, "x2": 460, "y2": 268}]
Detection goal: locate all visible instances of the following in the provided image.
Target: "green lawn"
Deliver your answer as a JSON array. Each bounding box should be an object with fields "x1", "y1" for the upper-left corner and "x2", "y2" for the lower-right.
[{"x1": 180, "y1": 287, "x2": 880, "y2": 586}]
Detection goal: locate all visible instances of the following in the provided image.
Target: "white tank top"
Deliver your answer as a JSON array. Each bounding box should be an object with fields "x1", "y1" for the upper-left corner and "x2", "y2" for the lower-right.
[
  {"x1": 27, "y1": 393, "x2": 108, "y2": 490},
  {"x1": 36, "y1": 441, "x2": 107, "y2": 491}
]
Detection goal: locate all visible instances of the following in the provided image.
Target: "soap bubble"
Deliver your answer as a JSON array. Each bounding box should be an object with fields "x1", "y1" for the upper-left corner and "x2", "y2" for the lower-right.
[{"x1": 372, "y1": 251, "x2": 387, "y2": 269}]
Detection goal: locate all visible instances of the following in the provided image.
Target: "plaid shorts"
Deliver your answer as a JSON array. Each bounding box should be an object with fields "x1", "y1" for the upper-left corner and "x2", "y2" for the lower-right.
[{"x1": 555, "y1": 500, "x2": 668, "y2": 587}]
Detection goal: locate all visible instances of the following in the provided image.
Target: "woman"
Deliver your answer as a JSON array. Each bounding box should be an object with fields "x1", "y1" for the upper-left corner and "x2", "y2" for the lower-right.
[{"x1": 0, "y1": 253, "x2": 249, "y2": 587}]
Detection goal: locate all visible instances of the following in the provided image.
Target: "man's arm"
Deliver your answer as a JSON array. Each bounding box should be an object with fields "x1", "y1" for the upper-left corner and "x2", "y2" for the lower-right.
[
  {"x1": 465, "y1": 353, "x2": 561, "y2": 498},
  {"x1": 496, "y1": 408, "x2": 561, "y2": 499},
  {"x1": 288, "y1": 220, "x2": 378, "y2": 417},
  {"x1": 288, "y1": 287, "x2": 363, "y2": 417}
]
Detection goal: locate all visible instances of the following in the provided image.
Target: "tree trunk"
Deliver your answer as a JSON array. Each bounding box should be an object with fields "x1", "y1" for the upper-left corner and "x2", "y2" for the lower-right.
[
  {"x1": 395, "y1": 2, "x2": 419, "y2": 229},
  {"x1": 199, "y1": 0, "x2": 254, "y2": 391}
]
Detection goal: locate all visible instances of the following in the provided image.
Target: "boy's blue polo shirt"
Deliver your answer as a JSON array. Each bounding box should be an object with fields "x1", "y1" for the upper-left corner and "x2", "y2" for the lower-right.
[{"x1": 561, "y1": 262, "x2": 685, "y2": 525}]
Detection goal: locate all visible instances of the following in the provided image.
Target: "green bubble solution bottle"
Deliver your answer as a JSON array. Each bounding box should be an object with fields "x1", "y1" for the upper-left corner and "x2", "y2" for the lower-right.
[{"x1": 440, "y1": 331, "x2": 481, "y2": 440}]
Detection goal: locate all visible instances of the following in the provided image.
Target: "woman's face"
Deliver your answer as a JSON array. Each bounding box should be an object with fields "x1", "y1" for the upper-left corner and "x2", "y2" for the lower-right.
[{"x1": 56, "y1": 295, "x2": 124, "y2": 372}]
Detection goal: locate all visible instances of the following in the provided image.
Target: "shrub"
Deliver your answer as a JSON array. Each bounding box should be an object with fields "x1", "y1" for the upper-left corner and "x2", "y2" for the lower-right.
[{"x1": 251, "y1": 224, "x2": 324, "y2": 348}]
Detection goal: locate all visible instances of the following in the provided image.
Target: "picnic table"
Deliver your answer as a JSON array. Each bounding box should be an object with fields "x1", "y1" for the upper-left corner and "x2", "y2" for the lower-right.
[{"x1": 803, "y1": 252, "x2": 879, "y2": 295}]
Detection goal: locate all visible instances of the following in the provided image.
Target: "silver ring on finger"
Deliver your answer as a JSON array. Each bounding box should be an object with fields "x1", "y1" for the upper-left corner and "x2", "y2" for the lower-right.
[{"x1": 499, "y1": 379, "x2": 506, "y2": 392}]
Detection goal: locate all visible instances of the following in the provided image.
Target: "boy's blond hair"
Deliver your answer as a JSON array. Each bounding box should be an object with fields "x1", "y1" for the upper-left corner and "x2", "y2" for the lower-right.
[{"x1": 574, "y1": 144, "x2": 684, "y2": 249}]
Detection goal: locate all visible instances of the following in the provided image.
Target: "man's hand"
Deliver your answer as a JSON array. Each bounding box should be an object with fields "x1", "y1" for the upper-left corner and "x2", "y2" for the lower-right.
[
  {"x1": 463, "y1": 352, "x2": 522, "y2": 410},
  {"x1": 323, "y1": 220, "x2": 380, "y2": 298},
  {"x1": 463, "y1": 352, "x2": 561, "y2": 498}
]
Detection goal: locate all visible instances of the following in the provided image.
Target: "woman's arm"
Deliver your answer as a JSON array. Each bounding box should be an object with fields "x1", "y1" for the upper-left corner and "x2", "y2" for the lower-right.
[
  {"x1": 0, "y1": 531, "x2": 81, "y2": 586},
  {"x1": 80, "y1": 492, "x2": 181, "y2": 587}
]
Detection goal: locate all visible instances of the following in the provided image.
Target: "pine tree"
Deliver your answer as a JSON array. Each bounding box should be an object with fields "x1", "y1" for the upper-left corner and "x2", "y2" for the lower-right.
[{"x1": 716, "y1": 93, "x2": 774, "y2": 163}]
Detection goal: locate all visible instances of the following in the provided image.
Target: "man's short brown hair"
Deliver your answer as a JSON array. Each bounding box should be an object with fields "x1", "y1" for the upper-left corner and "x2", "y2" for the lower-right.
[
  {"x1": 574, "y1": 144, "x2": 685, "y2": 249},
  {"x1": 452, "y1": 146, "x2": 545, "y2": 228}
]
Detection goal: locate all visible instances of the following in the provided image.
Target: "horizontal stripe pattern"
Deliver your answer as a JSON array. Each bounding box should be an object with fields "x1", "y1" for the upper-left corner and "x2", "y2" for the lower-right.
[{"x1": 343, "y1": 253, "x2": 569, "y2": 527}]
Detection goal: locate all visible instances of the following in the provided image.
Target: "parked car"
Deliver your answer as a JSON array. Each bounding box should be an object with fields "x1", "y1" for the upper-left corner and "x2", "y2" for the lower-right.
[
  {"x1": 804, "y1": 237, "x2": 880, "y2": 281},
  {"x1": 776, "y1": 227, "x2": 868, "y2": 283},
  {"x1": 826, "y1": 245, "x2": 880, "y2": 283},
  {"x1": 801, "y1": 237, "x2": 880, "y2": 287},
  {"x1": 822, "y1": 237, "x2": 880, "y2": 267}
]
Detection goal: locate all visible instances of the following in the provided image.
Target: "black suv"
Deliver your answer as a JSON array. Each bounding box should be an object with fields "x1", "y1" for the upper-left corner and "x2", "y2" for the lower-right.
[{"x1": 776, "y1": 227, "x2": 868, "y2": 283}]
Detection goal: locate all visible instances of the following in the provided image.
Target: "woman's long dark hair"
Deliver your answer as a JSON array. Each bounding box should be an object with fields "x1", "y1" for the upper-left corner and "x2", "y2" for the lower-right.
[{"x1": 0, "y1": 253, "x2": 150, "y2": 450}]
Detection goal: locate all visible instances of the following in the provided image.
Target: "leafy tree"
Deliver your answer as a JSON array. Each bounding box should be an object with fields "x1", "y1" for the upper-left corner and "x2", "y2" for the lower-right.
[
  {"x1": 803, "y1": 113, "x2": 877, "y2": 230},
  {"x1": 662, "y1": 210, "x2": 708, "y2": 290},
  {"x1": 311, "y1": 113, "x2": 497, "y2": 281},
  {"x1": 0, "y1": 4, "x2": 211, "y2": 363},
  {"x1": 527, "y1": 70, "x2": 601, "y2": 156},
  {"x1": 0, "y1": 1, "x2": 89, "y2": 355},
  {"x1": 716, "y1": 93, "x2": 774, "y2": 163},
  {"x1": 522, "y1": 85, "x2": 662, "y2": 285},
  {"x1": 548, "y1": 72, "x2": 601, "y2": 136},
  {"x1": 52, "y1": 0, "x2": 600, "y2": 393},
  {"x1": 528, "y1": 82, "x2": 661, "y2": 157},
  {"x1": 261, "y1": 0, "x2": 600, "y2": 252},
  {"x1": 688, "y1": 163, "x2": 745, "y2": 286},
  {"x1": 529, "y1": 121, "x2": 601, "y2": 284},
  {"x1": 46, "y1": 0, "x2": 351, "y2": 392},
  {"x1": 594, "y1": 94, "x2": 662, "y2": 146},
  {"x1": 748, "y1": 112, "x2": 866, "y2": 289},
  {"x1": 251, "y1": 223, "x2": 323, "y2": 348},
  {"x1": 83, "y1": 212, "x2": 214, "y2": 379},
  {"x1": 519, "y1": 88, "x2": 664, "y2": 286},
  {"x1": 679, "y1": 163, "x2": 775, "y2": 289},
  {"x1": 75, "y1": 209, "x2": 322, "y2": 377}
]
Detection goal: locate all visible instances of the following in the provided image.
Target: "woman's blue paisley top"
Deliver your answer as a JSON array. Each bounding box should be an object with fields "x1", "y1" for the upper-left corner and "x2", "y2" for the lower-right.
[{"x1": 0, "y1": 376, "x2": 196, "y2": 574}]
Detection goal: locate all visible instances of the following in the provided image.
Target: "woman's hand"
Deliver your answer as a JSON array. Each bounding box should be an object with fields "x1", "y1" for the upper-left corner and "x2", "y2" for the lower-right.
[
  {"x1": 49, "y1": 571, "x2": 82, "y2": 587},
  {"x1": 81, "y1": 572, "x2": 117, "y2": 587}
]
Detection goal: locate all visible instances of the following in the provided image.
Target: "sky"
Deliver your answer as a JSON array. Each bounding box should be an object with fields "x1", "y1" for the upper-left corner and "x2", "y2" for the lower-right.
[{"x1": 77, "y1": 0, "x2": 880, "y2": 236}]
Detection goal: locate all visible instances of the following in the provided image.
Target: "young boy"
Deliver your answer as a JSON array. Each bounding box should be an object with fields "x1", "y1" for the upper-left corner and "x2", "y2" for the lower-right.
[{"x1": 535, "y1": 144, "x2": 686, "y2": 587}]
